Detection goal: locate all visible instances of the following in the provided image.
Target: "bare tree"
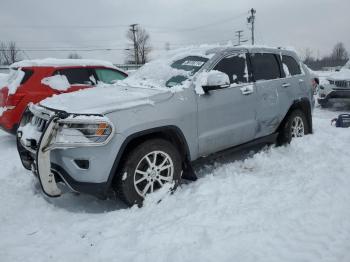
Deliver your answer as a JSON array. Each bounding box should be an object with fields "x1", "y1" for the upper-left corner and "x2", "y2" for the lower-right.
[
  {"x1": 0, "y1": 41, "x2": 21, "y2": 65},
  {"x1": 125, "y1": 25, "x2": 151, "y2": 64},
  {"x1": 331, "y1": 42, "x2": 348, "y2": 60},
  {"x1": 67, "y1": 52, "x2": 82, "y2": 59}
]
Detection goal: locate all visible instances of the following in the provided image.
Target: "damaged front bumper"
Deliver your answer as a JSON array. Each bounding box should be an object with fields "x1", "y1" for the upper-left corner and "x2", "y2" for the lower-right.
[
  {"x1": 318, "y1": 84, "x2": 350, "y2": 104},
  {"x1": 17, "y1": 104, "x2": 115, "y2": 198}
]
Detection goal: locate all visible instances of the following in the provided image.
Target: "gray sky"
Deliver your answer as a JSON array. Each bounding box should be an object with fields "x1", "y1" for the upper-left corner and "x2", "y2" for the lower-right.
[{"x1": 0, "y1": 0, "x2": 349, "y2": 63}]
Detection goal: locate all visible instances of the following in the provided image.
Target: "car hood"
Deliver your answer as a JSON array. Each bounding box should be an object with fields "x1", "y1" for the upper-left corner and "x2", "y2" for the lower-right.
[
  {"x1": 328, "y1": 69, "x2": 350, "y2": 81},
  {"x1": 40, "y1": 84, "x2": 173, "y2": 114}
]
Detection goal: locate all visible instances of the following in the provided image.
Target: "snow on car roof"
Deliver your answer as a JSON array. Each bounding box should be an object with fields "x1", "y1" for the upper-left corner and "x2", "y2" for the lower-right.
[
  {"x1": 157, "y1": 44, "x2": 298, "y2": 60},
  {"x1": 10, "y1": 58, "x2": 118, "y2": 69}
]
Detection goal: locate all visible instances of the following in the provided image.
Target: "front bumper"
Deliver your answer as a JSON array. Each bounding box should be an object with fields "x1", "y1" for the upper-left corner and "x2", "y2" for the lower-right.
[
  {"x1": 318, "y1": 85, "x2": 350, "y2": 104},
  {"x1": 17, "y1": 106, "x2": 119, "y2": 198}
]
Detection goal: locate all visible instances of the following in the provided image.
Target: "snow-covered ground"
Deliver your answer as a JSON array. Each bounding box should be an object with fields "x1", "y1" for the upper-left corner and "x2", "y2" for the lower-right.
[{"x1": 1, "y1": 107, "x2": 350, "y2": 262}]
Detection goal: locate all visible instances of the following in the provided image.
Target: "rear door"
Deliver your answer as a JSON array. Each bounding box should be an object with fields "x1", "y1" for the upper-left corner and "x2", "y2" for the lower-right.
[
  {"x1": 278, "y1": 54, "x2": 305, "y2": 117},
  {"x1": 249, "y1": 52, "x2": 285, "y2": 137},
  {"x1": 197, "y1": 52, "x2": 257, "y2": 156}
]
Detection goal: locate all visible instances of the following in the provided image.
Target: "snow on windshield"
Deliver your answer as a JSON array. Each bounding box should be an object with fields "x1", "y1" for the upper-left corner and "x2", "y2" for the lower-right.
[{"x1": 121, "y1": 46, "x2": 216, "y2": 89}]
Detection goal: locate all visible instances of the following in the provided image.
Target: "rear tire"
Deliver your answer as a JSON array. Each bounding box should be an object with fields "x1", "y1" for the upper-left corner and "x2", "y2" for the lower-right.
[
  {"x1": 277, "y1": 109, "x2": 309, "y2": 145},
  {"x1": 115, "y1": 139, "x2": 182, "y2": 207}
]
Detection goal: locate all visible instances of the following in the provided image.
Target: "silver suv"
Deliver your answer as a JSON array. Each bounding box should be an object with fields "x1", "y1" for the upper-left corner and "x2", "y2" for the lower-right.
[{"x1": 17, "y1": 46, "x2": 313, "y2": 206}]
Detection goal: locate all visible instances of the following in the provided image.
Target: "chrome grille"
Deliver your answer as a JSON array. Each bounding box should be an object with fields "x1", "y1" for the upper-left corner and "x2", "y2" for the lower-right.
[
  {"x1": 330, "y1": 80, "x2": 350, "y2": 88},
  {"x1": 31, "y1": 115, "x2": 48, "y2": 132}
]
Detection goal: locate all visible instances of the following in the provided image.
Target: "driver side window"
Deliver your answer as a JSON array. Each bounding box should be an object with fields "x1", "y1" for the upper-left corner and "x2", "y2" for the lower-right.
[{"x1": 214, "y1": 53, "x2": 250, "y2": 84}]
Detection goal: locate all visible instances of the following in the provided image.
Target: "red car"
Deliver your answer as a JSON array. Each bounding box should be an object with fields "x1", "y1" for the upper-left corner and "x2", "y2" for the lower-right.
[{"x1": 0, "y1": 59, "x2": 127, "y2": 134}]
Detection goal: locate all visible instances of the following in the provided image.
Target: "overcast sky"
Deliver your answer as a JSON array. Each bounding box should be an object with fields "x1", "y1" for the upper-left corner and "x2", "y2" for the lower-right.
[{"x1": 0, "y1": 0, "x2": 349, "y2": 63}]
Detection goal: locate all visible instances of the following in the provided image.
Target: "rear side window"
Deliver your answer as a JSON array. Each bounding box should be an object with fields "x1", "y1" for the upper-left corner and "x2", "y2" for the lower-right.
[
  {"x1": 95, "y1": 68, "x2": 127, "y2": 84},
  {"x1": 56, "y1": 68, "x2": 95, "y2": 85},
  {"x1": 282, "y1": 55, "x2": 302, "y2": 76},
  {"x1": 7, "y1": 68, "x2": 33, "y2": 85},
  {"x1": 20, "y1": 69, "x2": 34, "y2": 84},
  {"x1": 213, "y1": 53, "x2": 250, "y2": 84},
  {"x1": 250, "y1": 53, "x2": 280, "y2": 81}
]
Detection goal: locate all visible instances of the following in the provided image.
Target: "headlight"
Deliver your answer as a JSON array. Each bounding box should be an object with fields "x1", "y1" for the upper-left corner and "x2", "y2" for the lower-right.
[{"x1": 51, "y1": 116, "x2": 114, "y2": 148}]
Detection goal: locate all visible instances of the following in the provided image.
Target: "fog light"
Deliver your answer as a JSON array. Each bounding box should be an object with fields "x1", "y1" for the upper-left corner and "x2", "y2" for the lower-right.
[{"x1": 74, "y1": 159, "x2": 90, "y2": 170}]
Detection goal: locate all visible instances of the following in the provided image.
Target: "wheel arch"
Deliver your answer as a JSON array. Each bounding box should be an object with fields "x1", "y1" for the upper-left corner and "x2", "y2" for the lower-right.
[
  {"x1": 106, "y1": 126, "x2": 191, "y2": 190},
  {"x1": 278, "y1": 97, "x2": 313, "y2": 134}
]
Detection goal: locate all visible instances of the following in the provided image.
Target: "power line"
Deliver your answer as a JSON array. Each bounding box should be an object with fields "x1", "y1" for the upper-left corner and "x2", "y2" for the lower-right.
[
  {"x1": 159, "y1": 12, "x2": 247, "y2": 32},
  {"x1": 0, "y1": 48, "x2": 127, "y2": 52},
  {"x1": 0, "y1": 12, "x2": 247, "y2": 33}
]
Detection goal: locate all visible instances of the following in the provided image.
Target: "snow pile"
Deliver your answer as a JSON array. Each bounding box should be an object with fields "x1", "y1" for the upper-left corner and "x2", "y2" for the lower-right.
[
  {"x1": 41, "y1": 75, "x2": 70, "y2": 91},
  {"x1": 1, "y1": 108, "x2": 350, "y2": 262}
]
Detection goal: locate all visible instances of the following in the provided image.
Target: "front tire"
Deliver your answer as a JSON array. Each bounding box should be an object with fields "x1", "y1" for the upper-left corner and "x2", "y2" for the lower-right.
[
  {"x1": 277, "y1": 109, "x2": 309, "y2": 145},
  {"x1": 115, "y1": 139, "x2": 182, "y2": 207}
]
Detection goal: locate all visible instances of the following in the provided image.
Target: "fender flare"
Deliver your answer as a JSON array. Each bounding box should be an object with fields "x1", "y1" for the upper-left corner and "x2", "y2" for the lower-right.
[{"x1": 105, "y1": 125, "x2": 192, "y2": 191}]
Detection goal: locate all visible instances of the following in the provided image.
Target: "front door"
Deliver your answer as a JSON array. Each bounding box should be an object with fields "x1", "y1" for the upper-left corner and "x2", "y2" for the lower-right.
[{"x1": 197, "y1": 52, "x2": 257, "y2": 156}]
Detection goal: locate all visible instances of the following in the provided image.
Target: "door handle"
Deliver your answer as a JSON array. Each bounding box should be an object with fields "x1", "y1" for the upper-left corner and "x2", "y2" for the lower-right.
[
  {"x1": 282, "y1": 83, "x2": 291, "y2": 88},
  {"x1": 240, "y1": 85, "x2": 254, "y2": 95}
]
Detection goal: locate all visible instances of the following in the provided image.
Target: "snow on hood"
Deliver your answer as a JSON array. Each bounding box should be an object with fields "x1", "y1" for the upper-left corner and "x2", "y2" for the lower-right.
[
  {"x1": 40, "y1": 83, "x2": 171, "y2": 114},
  {"x1": 328, "y1": 68, "x2": 350, "y2": 81}
]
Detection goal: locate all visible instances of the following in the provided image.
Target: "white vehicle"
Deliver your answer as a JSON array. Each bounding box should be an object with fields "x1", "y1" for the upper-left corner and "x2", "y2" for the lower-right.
[{"x1": 318, "y1": 61, "x2": 350, "y2": 107}]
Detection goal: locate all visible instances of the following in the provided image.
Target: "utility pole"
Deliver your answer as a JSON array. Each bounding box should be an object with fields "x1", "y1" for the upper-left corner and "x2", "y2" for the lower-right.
[
  {"x1": 235, "y1": 30, "x2": 248, "y2": 46},
  {"x1": 247, "y1": 8, "x2": 256, "y2": 45},
  {"x1": 236, "y1": 30, "x2": 243, "y2": 46},
  {"x1": 129, "y1": 24, "x2": 138, "y2": 64}
]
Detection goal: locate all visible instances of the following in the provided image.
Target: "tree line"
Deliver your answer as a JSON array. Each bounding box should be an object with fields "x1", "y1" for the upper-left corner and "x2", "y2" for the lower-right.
[
  {"x1": 304, "y1": 42, "x2": 349, "y2": 70},
  {"x1": 0, "y1": 41, "x2": 21, "y2": 65}
]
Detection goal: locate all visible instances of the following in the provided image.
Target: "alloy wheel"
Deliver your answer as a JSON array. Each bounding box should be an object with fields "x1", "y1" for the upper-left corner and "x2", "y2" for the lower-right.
[
  {"x1": 291, "y1": 116, "x2": 305, "y2": 138},
  {"x1": 133, "y1": 150, "x2": 174, "y2": 197}
]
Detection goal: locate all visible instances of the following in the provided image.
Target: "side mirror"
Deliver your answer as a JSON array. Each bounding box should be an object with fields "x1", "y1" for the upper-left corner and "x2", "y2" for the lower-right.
[{"x1": 202, "y1": 71, "x2": 230, "y2": 93}]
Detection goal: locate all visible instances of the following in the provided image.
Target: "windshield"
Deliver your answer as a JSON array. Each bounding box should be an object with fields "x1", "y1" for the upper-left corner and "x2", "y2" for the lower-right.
[{"x1": 121, "y1": 55, "x2": 209, "y2": 89}]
